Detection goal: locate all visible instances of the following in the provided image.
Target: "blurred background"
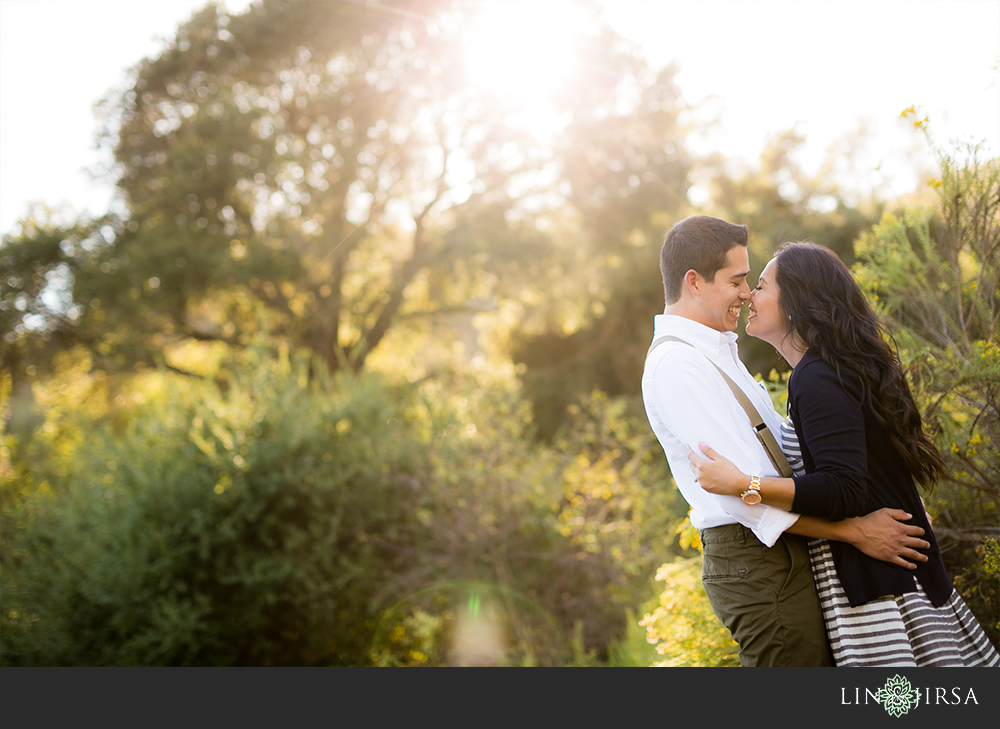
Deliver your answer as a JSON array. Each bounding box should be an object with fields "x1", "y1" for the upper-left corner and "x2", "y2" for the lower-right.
[{"x1": 1, "y1": 0, "x2": 997, "y2": 666}]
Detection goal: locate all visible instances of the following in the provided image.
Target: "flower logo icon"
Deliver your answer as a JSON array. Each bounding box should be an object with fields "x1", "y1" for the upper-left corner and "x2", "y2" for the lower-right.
[{"x1": 880, "y1": 675, "x2": 919, "y2": 717}]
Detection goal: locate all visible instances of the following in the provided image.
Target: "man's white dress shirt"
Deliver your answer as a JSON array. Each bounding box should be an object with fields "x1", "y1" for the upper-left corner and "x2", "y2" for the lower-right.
[{"x1": 641, "y1": 314, "x2": 800, "y2": 547}]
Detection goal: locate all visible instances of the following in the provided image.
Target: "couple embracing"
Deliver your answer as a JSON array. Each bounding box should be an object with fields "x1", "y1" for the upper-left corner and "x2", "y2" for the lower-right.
[{"x1": 640, "y1": 215, "x2": 999, "y2": 667}]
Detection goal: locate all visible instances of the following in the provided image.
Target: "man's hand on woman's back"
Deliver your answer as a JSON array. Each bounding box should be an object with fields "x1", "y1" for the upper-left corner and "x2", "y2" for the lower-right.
[{"x1": 845, "y1": 508, "x2": 930, "y2": 570}]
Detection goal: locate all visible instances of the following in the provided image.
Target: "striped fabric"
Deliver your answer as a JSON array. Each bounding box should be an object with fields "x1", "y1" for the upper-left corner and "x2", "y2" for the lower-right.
[
  {"x1": 808, "y1": 539, "x2": 999, "y2": 666},
  {"x1": 779, "y1": 415, "x2": 807, "y2": 475},
  {"x1": 780, "y1": 416, "x2": 1000, "y2": 668}
]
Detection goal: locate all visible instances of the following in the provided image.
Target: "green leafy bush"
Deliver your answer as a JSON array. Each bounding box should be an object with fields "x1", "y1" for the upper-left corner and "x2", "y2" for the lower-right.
[
  {"x1": 2, "y1": 354, "x2": 429, "y2": 665},
  {"x1": 853, "y1": 142, "x2": 1000, "y2": 647},
  {"x1": 2, "y1": 354, "x2": 683, "y2": 665},
  {"x1": 640, "y1": 557, "x2": 739, "y2": 667},
  {"x1": 369, "y1": 388, "x2": 685, "y2": 666}
]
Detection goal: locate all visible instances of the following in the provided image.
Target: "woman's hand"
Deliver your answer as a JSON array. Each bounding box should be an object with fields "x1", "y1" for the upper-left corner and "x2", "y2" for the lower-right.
[{"x1": 687, "y1": 443, "x2": 747, "y2": 498}]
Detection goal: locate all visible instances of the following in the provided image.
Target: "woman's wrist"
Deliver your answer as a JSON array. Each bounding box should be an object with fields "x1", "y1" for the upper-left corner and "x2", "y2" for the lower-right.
[{"x1": 732, "y1": 472, "x2": 750, "y2": 497}]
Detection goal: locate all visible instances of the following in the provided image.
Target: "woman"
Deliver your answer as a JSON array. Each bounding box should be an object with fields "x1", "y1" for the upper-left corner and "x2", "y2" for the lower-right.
[{"x1": 688, "y1": 241, "x2": 999, "y2": 667}]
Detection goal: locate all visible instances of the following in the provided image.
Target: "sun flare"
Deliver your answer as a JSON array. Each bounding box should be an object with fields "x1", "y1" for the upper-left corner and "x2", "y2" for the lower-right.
[{"x1": 460, "y1": 1, "x2": 592, "y2": 136}]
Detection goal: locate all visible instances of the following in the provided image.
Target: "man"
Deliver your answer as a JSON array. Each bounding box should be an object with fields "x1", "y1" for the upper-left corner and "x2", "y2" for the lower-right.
[{"x1": 640, "y1": 215, "x2": 930, "y2": 666}]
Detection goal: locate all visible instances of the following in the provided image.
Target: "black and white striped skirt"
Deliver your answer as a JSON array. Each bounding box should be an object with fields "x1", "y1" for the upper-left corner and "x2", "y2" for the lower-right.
[
  {"x1": 780, "y1": 416, "x2": 1000, "y2": 667},
  {"x1": 808, "y1": 538, "x2": 999, "y2": 667}
]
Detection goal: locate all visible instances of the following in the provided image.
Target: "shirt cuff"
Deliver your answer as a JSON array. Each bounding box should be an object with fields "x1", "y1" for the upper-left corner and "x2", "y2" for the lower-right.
[{"x1": 751, "y1": 506, "x2": 801, "y2": 548}]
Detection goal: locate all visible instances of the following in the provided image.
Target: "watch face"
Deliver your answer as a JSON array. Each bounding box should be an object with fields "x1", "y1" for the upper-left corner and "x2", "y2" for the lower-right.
[{"x1": 742, "y1": 491, "x2": 762, "y2": 505}]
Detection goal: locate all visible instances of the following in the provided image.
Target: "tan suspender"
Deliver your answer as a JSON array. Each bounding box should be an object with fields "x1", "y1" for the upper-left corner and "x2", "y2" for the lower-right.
[{"x1": 648, "y1": 335, "x2": 794, "y2": 478}]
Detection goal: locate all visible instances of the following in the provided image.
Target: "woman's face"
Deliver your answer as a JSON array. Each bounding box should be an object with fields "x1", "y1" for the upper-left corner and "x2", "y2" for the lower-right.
[{"x1": 746, "y1": 257, "x2": 788, "y2": 347}]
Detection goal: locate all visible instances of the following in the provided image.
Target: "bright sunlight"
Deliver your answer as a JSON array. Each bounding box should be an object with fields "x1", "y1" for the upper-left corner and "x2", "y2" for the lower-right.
[{"x1": 459, "y1": 0, "x2": 594, "y2": 138}]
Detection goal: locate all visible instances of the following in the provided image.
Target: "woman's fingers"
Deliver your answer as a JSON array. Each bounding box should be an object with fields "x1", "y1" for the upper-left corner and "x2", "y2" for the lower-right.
[
  {"x1": 687, "y1": 447, "x2": 711, "y2": 485},
  {"x1": 686, "y1": 447, "x2": 700, "y2": 479},
  {"x1": 697, "y1": 442, "x2": 718, "y2": 459}
]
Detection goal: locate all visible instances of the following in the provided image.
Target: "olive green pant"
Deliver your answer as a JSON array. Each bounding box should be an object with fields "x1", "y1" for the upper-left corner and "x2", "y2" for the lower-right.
[{"x1": 701, "y1": 523, "x2": 833, "y2": 667}]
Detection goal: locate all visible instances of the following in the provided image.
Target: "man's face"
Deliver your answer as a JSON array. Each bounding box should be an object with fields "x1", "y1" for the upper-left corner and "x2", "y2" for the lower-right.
[{"x1": 693, "y1": 245, "x2": 752, "y2": 333}]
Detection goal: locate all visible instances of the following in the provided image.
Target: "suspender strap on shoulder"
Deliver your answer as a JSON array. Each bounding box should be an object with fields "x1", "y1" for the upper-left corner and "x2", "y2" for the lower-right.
[{"x1": 648, "y1": 335, "x2": 793, "y2": 478}]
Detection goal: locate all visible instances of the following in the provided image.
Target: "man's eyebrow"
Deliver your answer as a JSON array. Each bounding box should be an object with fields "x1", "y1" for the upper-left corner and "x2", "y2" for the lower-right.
[{"x1": 729, "y1": 270, "x2": 750, "y2": 281}]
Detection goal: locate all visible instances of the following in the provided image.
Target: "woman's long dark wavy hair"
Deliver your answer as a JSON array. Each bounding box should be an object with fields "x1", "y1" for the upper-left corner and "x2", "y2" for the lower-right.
[{"x1": 773, "y1": 241, "x2": 946, "y2": 487}]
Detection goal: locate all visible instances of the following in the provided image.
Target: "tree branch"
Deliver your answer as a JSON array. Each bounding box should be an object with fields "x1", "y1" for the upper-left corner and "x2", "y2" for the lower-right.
[{"x1": 931, "y1": 525, "x2": 1000, "y2": 543}]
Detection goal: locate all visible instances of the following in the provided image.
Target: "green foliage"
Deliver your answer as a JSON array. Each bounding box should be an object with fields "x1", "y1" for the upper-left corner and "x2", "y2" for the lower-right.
[
  {"x1": 640, "y1": 557, "x2": 739, "y2": 667},
  {"x1": 0, "y1": 207, "x2": 95, "y2": 380},
  {"x1": 605, "y1": 608, "x2": 663, "y2": 667},
  {"x1": 852, "y1": 141, "x2": 1000, "y2": 646},
  {"x1": 3, "y1": 0, "x2": 694, "y2": 399},
  {"x1": 2, "y1": 353, "x2": 430, "y2": 665},
  {"x1": 6, "y1": 0, "x2": 992, "y2": 672},
  {"x1": 514, "y1": 127, "x2": 884, "y2": 438},
  {"x1": 701, "y1": 128, "x2": 884, "y2": 377},
  {"x1": 368, "y1": 388, "x2": 687, "y2": 666},
  {"x1": 543, "y1": 392, "x2": 687, "y2": 647},
  {"x1": 505, "y1": 35, "x2": 694, "y2": 441},
  {"x1": 641, "y1": 143, "x2": 1000, "y2": 662},
  {"x1": 2, "y1": 353, "x2": 684, "y2": 665},
  {"x1": 0, "y1": 0, "x2": 554, "y2": 387}
]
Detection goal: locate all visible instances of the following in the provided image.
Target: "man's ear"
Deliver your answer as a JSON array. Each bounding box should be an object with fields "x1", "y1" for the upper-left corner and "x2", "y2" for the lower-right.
[{"x1": 683, "y1": 269, "x2": 701, "y2": 297}]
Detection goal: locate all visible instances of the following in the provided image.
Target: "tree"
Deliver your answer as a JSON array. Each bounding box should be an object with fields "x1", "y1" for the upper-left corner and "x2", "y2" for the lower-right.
[
  {"x1": 510, "y1": 123, "x2": 885, "y2": 438},
  {"x1": 700, "y1": 127, "x2": 884, "y2": 377},
  {"x1": 1, "y1": 352, "x2": 682, "y2": 665},
  {"x1": 1, "y1": 0, "x2": 549, "y2": 385},
  {"x1": 853, "y1": 139, "x2": 1000, "y2": 645},
  {"x1": 510, "y1": 37, "x2": 695, "y2": 439}
]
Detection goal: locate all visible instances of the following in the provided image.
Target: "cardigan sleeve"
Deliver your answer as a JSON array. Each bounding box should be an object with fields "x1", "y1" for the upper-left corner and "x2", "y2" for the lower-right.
[{"x1": 789, "y1": 359, "x2": 871, "y2": 521}]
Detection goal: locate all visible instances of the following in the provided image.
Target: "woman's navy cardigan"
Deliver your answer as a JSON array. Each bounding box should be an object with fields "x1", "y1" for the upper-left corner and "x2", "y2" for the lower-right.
[{"x1": 788, "y1": 349, "x2": 952, "y2": 608}]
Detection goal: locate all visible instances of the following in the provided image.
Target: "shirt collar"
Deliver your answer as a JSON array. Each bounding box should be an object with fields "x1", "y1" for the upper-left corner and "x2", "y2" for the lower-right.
[{"x1": 652, "y1": 314, "x2": 739, "y2": 359}]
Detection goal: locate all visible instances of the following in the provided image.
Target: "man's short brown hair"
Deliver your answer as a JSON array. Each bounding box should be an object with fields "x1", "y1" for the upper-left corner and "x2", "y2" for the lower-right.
[{"x1": 660, "y1": 215, "x2": 749, "y2": 304}]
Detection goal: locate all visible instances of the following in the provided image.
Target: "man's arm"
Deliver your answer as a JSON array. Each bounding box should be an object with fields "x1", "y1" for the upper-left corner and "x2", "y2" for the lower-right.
[
  {"x1": 652, "y1": 345, "x2": 930, "y2": 566},
  {"x1": 689, "y1": 443, "x2": 932, "y2": 567},
  {"x1": 787, "y1": 511, "x2": 930, "y2": 570},
  {"x1": 649, "y1": 347, "x2": 798, "y2": 546}
]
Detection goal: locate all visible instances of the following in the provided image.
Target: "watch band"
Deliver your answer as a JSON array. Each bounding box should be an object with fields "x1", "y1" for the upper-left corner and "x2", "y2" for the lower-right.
[{"x1": 741, "y1": 474, "x2": 762, "y2": 504}]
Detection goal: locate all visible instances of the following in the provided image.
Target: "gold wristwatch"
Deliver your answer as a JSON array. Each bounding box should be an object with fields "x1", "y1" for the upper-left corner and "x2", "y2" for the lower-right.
[{"x1": 741, "y1": 475, "x2": 762, "y2": 505}]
